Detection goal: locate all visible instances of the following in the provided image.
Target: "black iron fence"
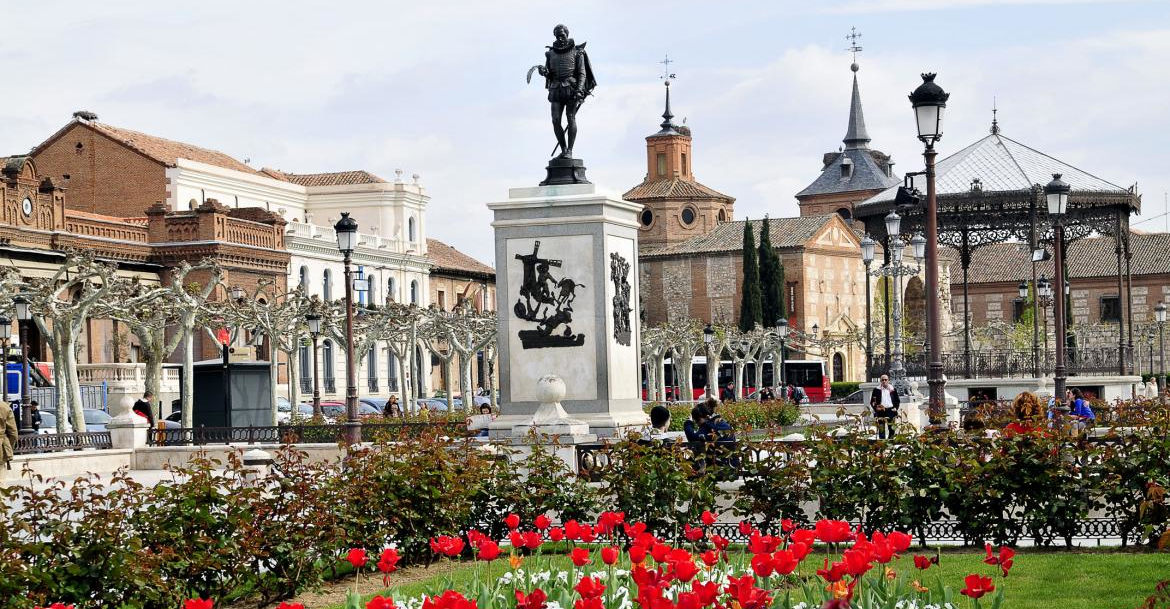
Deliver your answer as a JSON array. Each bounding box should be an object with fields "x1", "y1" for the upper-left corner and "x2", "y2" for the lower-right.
[
  {"x1": 14, "y1": 431, "x2": 113, "y2": 455},
  {"x1": 146, "y1": 421, "x2": 468, "y2": 446},
  {"x1": 871, "y1": 345, "x2": 1136, "y2": 380}
]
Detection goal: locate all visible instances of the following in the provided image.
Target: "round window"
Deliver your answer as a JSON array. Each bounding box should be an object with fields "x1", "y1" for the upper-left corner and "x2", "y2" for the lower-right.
[
  {"x1": 681, "y1": 208, "x2": 696, "y2": 225},
  {"x1": 640, "y1": 209, "x2": 654, "y2": 227},
  {"x1": 717, "y1": 209, "x2": 727, "y2": 222}
]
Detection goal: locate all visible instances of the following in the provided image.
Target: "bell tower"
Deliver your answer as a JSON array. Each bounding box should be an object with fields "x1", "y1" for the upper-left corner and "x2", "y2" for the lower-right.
[{"x1": 624, "y1": 58, "x2": 734, "y2": 251}]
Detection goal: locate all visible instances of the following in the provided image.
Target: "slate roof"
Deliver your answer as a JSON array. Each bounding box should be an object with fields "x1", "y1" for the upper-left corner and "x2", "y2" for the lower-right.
[
  {"x1": 623, "y1": 177, "x2": 734, "y2": 203},
  {"x1": 426, "y1": 238, "x2": 495, "y2": 277},
  {"x1": 941, "y1": 232, "x2": 1170, "y2": 284},
  {"x1": 796, "y1": 68, "x2": 900, "y2": 199},
  {"x1": 281, "y1": 170, "x2": 388, "y2": 187},
  {"x1": 641, "y1": 215, "x2": 836, "y2": 257},
  {"x1": 85, "y1": 121, "x2": 262, "y2": 176},
  {"x1": 864, "y1": 131, "x2": 1129, "y2": 204}
]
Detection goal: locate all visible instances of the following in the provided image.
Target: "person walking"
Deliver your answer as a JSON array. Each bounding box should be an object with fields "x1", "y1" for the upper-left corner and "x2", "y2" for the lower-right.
[
  {"x1": 28, "y1": 400, "x2": 41, "y2": 432},
  {"x1": 869, "y1": 375, "x2": 900, "y2": 439},
  {"x1": 1, "y1": 396, "x2": 17, "y2": 470}
]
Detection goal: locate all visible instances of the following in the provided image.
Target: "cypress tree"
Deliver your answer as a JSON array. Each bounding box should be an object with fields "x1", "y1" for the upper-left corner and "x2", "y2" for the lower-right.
[
  {"x1": 739, "y1": 219, "x2": 763, "y2": 331},
  {"x1": 758, "y1": 215, "x2": 786, "y2": 327}
]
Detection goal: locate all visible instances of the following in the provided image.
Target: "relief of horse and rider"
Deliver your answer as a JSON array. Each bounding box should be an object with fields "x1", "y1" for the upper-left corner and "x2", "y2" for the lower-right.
[{"x1": 513, "y1": 241, "x2": 586, "y2": 349}]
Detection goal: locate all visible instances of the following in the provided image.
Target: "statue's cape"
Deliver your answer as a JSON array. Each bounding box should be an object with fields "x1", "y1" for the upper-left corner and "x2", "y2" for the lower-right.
[{"x1": 577, "y1": 43, "x2": 597, "y2": 98}]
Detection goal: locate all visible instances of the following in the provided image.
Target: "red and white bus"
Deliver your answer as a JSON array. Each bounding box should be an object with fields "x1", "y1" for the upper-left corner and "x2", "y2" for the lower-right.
[{"x1": 643, "y1": 357, "x2": 829, "y2": 403}]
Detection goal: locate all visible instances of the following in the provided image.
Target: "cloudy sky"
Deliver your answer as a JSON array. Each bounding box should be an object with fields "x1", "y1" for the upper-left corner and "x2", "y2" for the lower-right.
[{"x1": 2, "y1": 0, "x2": 1167, "y2": 263}]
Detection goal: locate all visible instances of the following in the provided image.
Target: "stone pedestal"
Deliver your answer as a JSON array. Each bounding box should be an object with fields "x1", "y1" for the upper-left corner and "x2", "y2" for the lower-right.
[
  {"x1": 107, "y1": 395, "x2": 149, "y2": 450},
  {"x1": 541, "y1": 157, "x2": 589, "y2": 186},
  {"x1": 488, "y1": 183, "x2": 648, "y2": 438}
]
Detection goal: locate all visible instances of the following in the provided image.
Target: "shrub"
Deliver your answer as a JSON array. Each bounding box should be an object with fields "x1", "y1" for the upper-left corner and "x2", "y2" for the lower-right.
[
  {"x1": 599, "y1": 437, "x2": 721, "y2": 537},
  {"x1": 645, "y1": 400, "x2": 800, "y2": 432},
  {"x1": 830, "y1": 381, "x2": 861, "y2": 399}
]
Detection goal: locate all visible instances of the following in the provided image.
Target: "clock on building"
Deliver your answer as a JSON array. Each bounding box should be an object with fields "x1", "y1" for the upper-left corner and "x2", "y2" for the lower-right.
[{"x1": 22, "y1": 197, "x2": 33, "y2": 217}]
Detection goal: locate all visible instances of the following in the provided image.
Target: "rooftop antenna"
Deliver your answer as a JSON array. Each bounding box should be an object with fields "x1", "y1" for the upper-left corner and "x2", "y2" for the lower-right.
[
  {"x1": 846, "y1": 26, "x2": 863, "y2": 70},
  {"x1": 990, "y1": 96, "x2": 1000, "y2": 135}
]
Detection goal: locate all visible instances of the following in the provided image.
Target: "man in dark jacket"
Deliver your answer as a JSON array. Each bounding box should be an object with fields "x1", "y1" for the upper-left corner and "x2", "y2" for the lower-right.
[{"x1": 869, "y1": 375, "x2": 900, "y2": 439}]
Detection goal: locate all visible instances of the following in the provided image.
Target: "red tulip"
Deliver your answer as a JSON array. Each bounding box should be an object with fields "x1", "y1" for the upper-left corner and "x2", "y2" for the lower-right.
[
  {"x1": 748, "y1": 532, "x2": 781, "y2": 554},
  {"x1": 600, "y1": 546, "x2": 620, "y2": 565},
  {"x1": 772, "y1": 549, "x2": 799, "y2": 575},
  {"x1": 683, "y1": 523, "x2": 705, "y2": 542},
  {"x1": 814, "y1": 520, "x2": 853, "y2": 544},
  {"x1": 477, "y1": 539, "x2": 501, "y2": 561},
  {"x1": 578, "y1": 525, "x2": 597, "y2": 543},
  {"x1": 692, "y1": 580, "x2": 719, "y2": 605},
  {"x1": 183, "y1": 601, "x2": 213, "y2": 609},
  {"x1": 751, "y1": 553, "x2": 775, "y2": 577},
  {"x1": 572, "y1": 599, "x2": 603, "y2": 609},
  {"x1": 623, "y1": 521, "x2": 648, "y2": 538},
  {"x1": 564, "y1": 519, "x2": 582, "y2": 540},
  {"x1": 913, "y1": 554, "x2": 933, "y2": 570},
  {"x1": 596, "y1": 511, "x2": 625, "y2": 534},
  {"x1": 534, "y1": 514, "x2": 551, "y2": 530},
  {"x1": 725, "y1": 574, "x2": 772, "y2": 609},
  {"x1": 377, "y1": 548, "x2": 400, "y2": 573},
  {"x1": 821, "y1": 600, "x2": 851, "y2": 609},
  {"x1": 790, "y1": 528, "x2": 816, "y2": 548},
  {"x1": 422, "y1": 590, "x2": 478, "y2": 609},
  {"x1": 575, "y1": 575, "x2": 606, "y2": 598},
  {"x1": 366, "y1": 596, "x2": 395, "y2": 609},
  {"x1": 961, "y1": 574, "x2": 995, "y2": 599},
  {"x1": 650, "y1": 542, "x2": 672, "y2": 563},
  {"x1": 888, "y1": 531, "x2": 912, "y2": 553},
  {"x1": 516, "y1": 588, "x2": 548, "y2": 609},
  {"x1": 345, "y1": 548, "x2": 368, "y2": 569},
  {"x1": 629, "y1": 545, "x2": 648, "y2": 564},
  {"x1": 700, "y1": 549, "x2": 719, "y2": 567},
  {"x1": 509, "y1": 530, "x2": 524, "y2": 548},
  {"x1": 523, "y1": 531, "x2": 543, "y2": 550},
  {"x1": 781, "y1": 518, "x2": 796, "y2": 532},
  {"x1": 548, "y1": 527, "x2": 565, "y2": 542},
  {"x1": 276, "y1": 603, "x2": 305, "y2": 609},
  {"x1": 817, "y1": 558, "x2": 848, "y2": 583},
  {"x1": 841, "y1": 547, "x2": 873, "y2": 577},
  {"x1": 789, "y1": 541, "x2": 811, "y2": 562},
  {"x1": 671, "y1": 557, "x2": 700, "y2": 582},
  {"x1": 35, "y1": 605, "x2": 77, "y2": 609},
  {"x1": 738, "y1": 520, "x2": 755, "y2": 536},
  {"x1": 984, "y1": 544, "x2": 1015, "y2": 576},
  {"x1": 570, "y1": 547, "x2": 591, "y2": 567},
  {"x1": 430, "y1": 535, "x2": 466, "y2": 557},
  {"x1": 711, "y1": 534, "x2": 730, "y2": 551},
  {"x1": 701, "y1": 510, "x2": 717, "y2": 526}
]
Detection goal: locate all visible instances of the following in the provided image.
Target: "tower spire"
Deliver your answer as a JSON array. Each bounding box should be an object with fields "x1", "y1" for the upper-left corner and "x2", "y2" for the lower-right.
[
  {"x1": 657, "y1": 54, "x2": 679, "y2": 134},
  {"x1": 990, "y1": 96, "x2": 1000, "y2": 135},
  {"x1": 842, "y1": 29, "x2": 870, "y2": 150}
]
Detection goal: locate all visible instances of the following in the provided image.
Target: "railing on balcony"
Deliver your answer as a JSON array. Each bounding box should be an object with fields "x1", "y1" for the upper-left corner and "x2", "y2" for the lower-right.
[
  {"x1": 870, "y1": 346, "x2": 1136, "y2": 380},
  {"x1": 324, "y1": 377, "x2": 337, "y2": 393},
  {"x1": 367, "y1": 376, "x2": 379, "y2": 392},
  {"x1": 300, "y1": 378, "x2": 313, "y2": 393},
  {"x1": 386, "y1": 378, "x2": 399, "y2": 392}
]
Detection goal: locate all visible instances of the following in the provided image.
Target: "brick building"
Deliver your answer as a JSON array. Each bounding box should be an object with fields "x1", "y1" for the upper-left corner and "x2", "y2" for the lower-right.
[{"x1": 627, "y1": 83, "x2": 868, "y2": 382}]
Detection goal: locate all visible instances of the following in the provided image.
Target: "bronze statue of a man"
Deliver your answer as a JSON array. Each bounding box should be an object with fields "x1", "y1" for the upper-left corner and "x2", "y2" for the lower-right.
[{"x1": 530, "y1": 24, "x2": 596, "y2": 159}]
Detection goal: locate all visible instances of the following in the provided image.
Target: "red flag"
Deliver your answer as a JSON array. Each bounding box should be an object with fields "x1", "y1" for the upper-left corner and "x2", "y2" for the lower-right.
[{"x1": 216, "y1": 328, "x2": 230, "y2": 346}]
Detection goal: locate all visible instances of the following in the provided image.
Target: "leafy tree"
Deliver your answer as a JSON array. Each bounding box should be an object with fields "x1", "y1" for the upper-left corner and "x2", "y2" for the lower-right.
[
  {"x1": 757, "y1": 215, "x2": 786, "y2": 327},
  {"x1": 739, "y1": 219, "x2": 763, "y2": 331}
]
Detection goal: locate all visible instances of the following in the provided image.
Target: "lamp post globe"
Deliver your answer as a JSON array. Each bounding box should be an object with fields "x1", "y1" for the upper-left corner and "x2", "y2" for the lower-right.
[
  {"x1": 910, "y1": 233, "x2": 926, "y2": 263},
  {"x1": 1038, "y1": 276, "x2": 1052, "y2": 299},
  {"x1": 13, "y1": 296, "x2": 30, "y2": 322},
  {"x1": 909, "y1": 73, "x2": 949, "y2": 146},
  {"x1": 884, "y1": 210, "x2": 902, "y2": 238},
  {"x1": 860, "y1": 234, "x2": 876, "y2": 264},
  {"x1": 776, "y1": 318, "x2": 789, "y2": 388},
  {"x1": 1155, "y1": 302, "x2": 1166, "y2": 324},
  {"x1": 0, "y1": 317, "x2": 10, "y2": 341},
  {"x1": 334, "y1": 212, "x2": 359, "y2": 254},
  {"x1": 811, "y1": 323, "x2": 820, "y2": 338},
  {"x1": 1018, "y1": 280, "x2": 1029, "y2": 300},
  {"x1": 703, "y1": 323, "x2": 714, "y2": 344},
  {"x1": 306, "y1": 313, "x2": 322, "y2": 335},
  {"x1": 1045, "y1": 174, "x2": 1070, "y2": 217},
  {"x1": 229, "y1": 286, "x2": 246, "y2": 301},
  {"x1": 891, "y1": 237, "x2": 905, "y2": 264}
]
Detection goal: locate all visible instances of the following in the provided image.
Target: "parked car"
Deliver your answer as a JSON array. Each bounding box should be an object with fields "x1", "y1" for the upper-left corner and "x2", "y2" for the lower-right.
[
  {"x1": 413, "y1": 397, "x2": 452, "y2": 414},
  {"x1": 39, "y1": 408, "x2": 113, "y2": 433},
  {"x1": 360, "y1": 397, "x2": 389, "y2": 415},
  {"x1": 832, "y1": 389, "x2": 867, "y2": 405},
  {"x1": 318, "y1": 401, "x2": 381, "y2": 420}
]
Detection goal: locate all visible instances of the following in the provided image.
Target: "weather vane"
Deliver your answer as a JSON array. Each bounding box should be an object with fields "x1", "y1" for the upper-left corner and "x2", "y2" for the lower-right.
[
  {"x1": 660, "y1": 54, "x2": 676, "y2": 82},
  {"x1": 846, "y1": 26, "x2": 863, "y2": 63}
]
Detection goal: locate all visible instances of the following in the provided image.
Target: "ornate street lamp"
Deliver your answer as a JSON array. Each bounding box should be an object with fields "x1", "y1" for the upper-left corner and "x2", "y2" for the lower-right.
[
  {"x1": 1018, "y1": 280, "x2": 1029, "y2": 300},
  {"x1": 910, "y1": 233, "x2": 926, "y2": 264},
  {"x1": 0, "y1": 317, "x2": 9, "y2": 414},
  {"x1": 884, "y1": 210, "x2": 902, "y2": 238},
  {"x1": 860, "y1": 234, "x2": 876, "y2": 380},
  {"x1": 13, "y1": 295, "x2": 34, "y2": 434},
  {"x1": 811, "y1": 323, "x2": 820, "y2": 338},
  {"x1": 1155, "y1": 301, "x2": 1166, "y2": 398},
  {"x1": 229, "y1": 286, "x2": 246, "y2": 301},
  {"x1": 777, "y1": 318, "x2": 789, "y2": 388},
  {"x1": 703, "y1": 323, "x2": 715, "y2": 398},
  {"x1": 334, "y1": 212, "x2": 361, "y2": 443},
  {"x1": 306, "y1": 312, "x2": 323, "y2": 418},
  {"x1": 909, "y1": 72, "x2": 950, "y2": 426},
  {"x1": 1045, "y1": 173, "x2": 1070, "y2": 400}
]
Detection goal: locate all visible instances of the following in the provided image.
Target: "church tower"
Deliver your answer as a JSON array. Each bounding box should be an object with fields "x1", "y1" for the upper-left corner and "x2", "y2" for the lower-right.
[
  {"x1": 624, "y1": 72, "x2": 734, "y2": 252},
  {"x1": 795, "y1": 39, "x2": 899, "y2": 222}
]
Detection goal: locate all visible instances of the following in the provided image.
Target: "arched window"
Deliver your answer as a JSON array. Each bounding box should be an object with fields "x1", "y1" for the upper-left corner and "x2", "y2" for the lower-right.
[
  {"x1": 367, "y1": 348, "x2": 378, "y2": 391},
  {"x1": 832, "y1": 352, "x2": 845, "y2": 382},
  {"x1": 323, "y1": 269, "x2": 332, "y2": 301},
  {"x1": 367, "y1": 276, "x2": 378, "y2": 306},
  {"x1": 388, "y1": 277, "x2": 397, "y2": 302},
  {"x1": 388, "y1": 353, "x2": 399, "y2": 392},
  {"x1": 299, "y1": 344, "x2": 311, "y2": 392},
  {"x1": 410, "y1": 280, "x2": 419, "y2": 305},
  {"x1": 323, "y1": 340, "x2": 336, "y2": 392},
  {"x1": 408, "y1": 217, "x2": 416, "y2": 242},
  {"x1": 298, "y1": 266, "x2": 309, "y2": 290}
]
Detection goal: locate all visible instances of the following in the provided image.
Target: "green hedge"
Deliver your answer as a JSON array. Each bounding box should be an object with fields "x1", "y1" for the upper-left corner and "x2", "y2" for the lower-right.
[
  {"x1": 830, "y1": 381, "x2": 862, "y2": 399},
  {"x1": 646, "y1": 400, "x2": 800, "y2": 432}
]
